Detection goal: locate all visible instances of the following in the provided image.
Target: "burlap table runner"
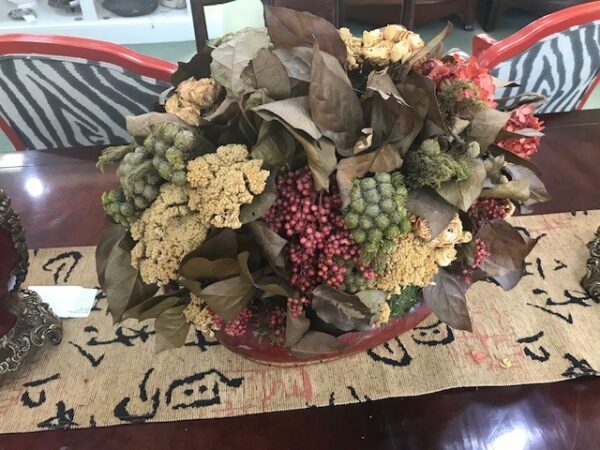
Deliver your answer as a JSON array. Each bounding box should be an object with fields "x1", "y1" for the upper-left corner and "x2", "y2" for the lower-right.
[{"x1": 0, "y1": 211, "x2": 598, "y2": 433}]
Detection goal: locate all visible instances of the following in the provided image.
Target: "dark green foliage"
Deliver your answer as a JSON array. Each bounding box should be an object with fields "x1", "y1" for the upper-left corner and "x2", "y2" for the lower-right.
[
  {"x1": 388, "y1": 285, "x2": 421, "y2": 317},
  {"x1": 402, "y1": 138, "x2": 472, "y2": 190}
]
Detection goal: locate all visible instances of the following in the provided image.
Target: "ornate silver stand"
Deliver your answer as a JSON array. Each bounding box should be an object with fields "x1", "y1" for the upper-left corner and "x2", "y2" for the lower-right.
[
  {"x1": 581, "y1": 227, "x2": 600, "y2": 299},
  {"x1": 0, "y1": 189, "x2": 63, "y2": 375},
  {"x1": 0, "y1": 291, "x2": 63, "y2": 374}
]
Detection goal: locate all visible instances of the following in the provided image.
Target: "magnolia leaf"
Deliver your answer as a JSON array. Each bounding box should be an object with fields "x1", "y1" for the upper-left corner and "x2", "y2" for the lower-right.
[
  {"x1": 239, "y1": 171, "x2": 279, "y2": 224},
  {"x1": 291, "y1": 331, "x2": 347, "y2": 357},
  {"x1": 422, "y1": 270, "x2": 472, "y2": 331},
  {"x1": 478, "y1": 219, "x2": 538, "y2": 277},
  {"x1": 210, "y1": 28, "x2": 270, "y2": 97},
  {"x1": 336, "y1": 144, "x2": 403, "y2": 207},
  {"x1": 504, "y1": 163, "x2": 550, "y2": 205},
  {"x1": 264, "y1": 6, "x2": 347, "y2": 66},
  {"x1": 406, "y1": 188, "x2": 457, "y2": 239},
  {"x1": 154, "y1": 305, "x2": 191, "y2": 352},
  {"x1": 497, "y1": 127, "x2": 545, "y2": 141},
  {"x1": 122, "y1": 294, "x2": 184, "y2": 321},
  {"x1": 250, "y1": 120, "x2": 296, "y2": 170},
  {"x1": 171, "y1": 46, "x2": 212, "y2": 86},
  {"x1": 469, "y1": 109, "x2": 511, "y2": 151},
  {"x1": 354, "y1": 128, "x2": 374, "y2": 154},
  {"x1": 366, "y1": 70, "x2": 406, "y2": 104},
  {"x1": 246, "y1": 49, "x2": 291, "y2": 100},
  {"x1": 494, "y1": 92, "x2": 545, "y2": 110},
  {"x1": 436, "y1": 158, "x2": 486, "y2": 211},
  {"x1": 408, "y1": 21, "x2": 453, "y2": 66},
  {"x1": 309, "y1": 48, "x2": 363, "y2": 153},
  {"x1": 96, "y1": 224, "x2": 127, "y2": 289},
  {"x1": 103, "y1": 235, "x2": 158, "y2": 323},
  {"x1": 255, "y1": 275, "x2": 296, "y2": 298},
  {"x1": 483, "y1": 155, "x2": 505, "y2": 183},
  {"x1": 247, "y1": 220, "x2": 288, "y2": 274},
  {"x1": 481, "y1": 180, "x2": 530, "y2": 202},
  {"x1": 273, "y1": 47, "x2": 313, "y2": 82},
  {"x1": 126, "y1": 112, "x2": 187, "y2": 137},
  {"x1": 451, "y1": 117, "x2": 470, "y2": 136},
  {"x1": 493, "y1": 263, "x2": 526, "y2": 291},
  {"x1": 492, "y1": 76, "x2": 519, "y2": 89},
  {"x1": 286, "y1": 126, "x2": 337, "y2": 192},
  {"x1": 312, "y1": 285, "x2": 372, "y2": 332},
  {"x1": 200, "y1": 275, "x2": 256, "y2": 321},
  {"x1": 180, "y1": 257, "x2": 240, "y2": 281},
  {"x1": 355, "y1": 290, "x2": 387, "y2": 325},
  {"x1": 253, "y1": 96, "x2": 321, "y2": 140},
  {"x1": 182, "y1": 229, "x2": 239, "y2": 262},
  {"x1": 205, "y1": 96, "x2": 238, "y2": 123},
  {"x1": 285, "y1": 308, "x2": 310, "y2": 347}
]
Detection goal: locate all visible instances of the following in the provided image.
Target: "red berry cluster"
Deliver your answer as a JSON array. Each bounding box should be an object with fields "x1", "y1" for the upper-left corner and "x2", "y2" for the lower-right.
[
  {"x1": 256, "y1": 305, "x2": 286, "y2": 344},
  {"x1": 472, "y1": 238, "x2": 490, "y2": 268},
  {"x1": 262, "y1": 167, "x2": 373, "y2": 316},
  {"x1": 468, "y1": 197, "x2": 513, "y2": 232},
  {"x1": 461, "y1": 239, "x2": 491, "y2": 284},
  {"x1": 223, "y1": 308, "x2": 252, "y2": 337}
]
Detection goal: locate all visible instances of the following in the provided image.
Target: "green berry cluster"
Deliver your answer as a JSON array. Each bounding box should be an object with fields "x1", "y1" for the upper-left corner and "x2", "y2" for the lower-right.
[
  {"x1": 343, "y1": 268, "x2": 375, "y2": 294},
  {"x1": 99, "y1": 121, "x2": 201, "y2": 226},
  {"x1": 388, "y1": 285, "x2": 421, "y2": 317},
  {"x1": 146, "y1": 122, "x2": 199, "y2": 187},
  {"x1": 101, "y1": 190, "x2": 138, "y2": 226},
  {"x1": 402, "y1": 138, "x2": 471, "y2": 190},
  {"x1": 344, "y1": 172, "x2": 411, "y2": 266}
]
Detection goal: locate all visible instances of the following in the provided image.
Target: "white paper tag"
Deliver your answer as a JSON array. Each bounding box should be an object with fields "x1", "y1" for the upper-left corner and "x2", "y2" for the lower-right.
[
  {"x1": 22, "y1": 14, "x2": 37, "y2": 23},
  {"x1": 28, "y1": 286, "x2": 98, "y2": 318}
]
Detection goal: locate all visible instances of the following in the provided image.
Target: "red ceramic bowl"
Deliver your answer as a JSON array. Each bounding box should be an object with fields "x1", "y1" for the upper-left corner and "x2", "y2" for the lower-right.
[{"x1": 215, "y1": 304, "x2": 432, "y2": 366}]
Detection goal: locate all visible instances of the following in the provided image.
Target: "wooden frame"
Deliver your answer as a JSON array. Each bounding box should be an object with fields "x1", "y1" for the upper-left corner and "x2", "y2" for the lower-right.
[{"x1": 0, "y1": 33, "x2": 177, "y2": 151}]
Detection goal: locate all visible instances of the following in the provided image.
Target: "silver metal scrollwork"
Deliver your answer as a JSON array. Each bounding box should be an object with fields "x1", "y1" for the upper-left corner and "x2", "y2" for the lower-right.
[{"x1": 581, "y1": 227, "x2": 600, "y2": 300}]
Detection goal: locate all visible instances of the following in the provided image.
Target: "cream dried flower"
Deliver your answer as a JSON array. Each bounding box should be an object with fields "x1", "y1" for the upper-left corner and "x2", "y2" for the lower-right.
[
  {"x1": 130, "y1": 184, "x2": 209, "y2": 285},
  {"x1": 165, "y1": 77, "x2": 218, "y2": 126},
  {"x1": 339, "y1": 27, "x2": 363, "y2": 70},
  {"x1": 187, "y1": 144, "x2": 269, "y2": 229},
  {"x1": 184, "y1": 294, "x2": 220, "y2": 336}
]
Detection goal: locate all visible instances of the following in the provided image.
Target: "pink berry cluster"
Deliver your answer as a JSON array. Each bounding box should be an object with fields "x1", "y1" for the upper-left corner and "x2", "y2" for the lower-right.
[
  {"x1": 262, "y1": 167, "x2": 374, "y2": 317},
  {"x1": 462, "y1": 238, "x2": 491, "y2": 284},
  {"x1": 256, "y1": 305, "x2": 286, "y2": 345},
  {"x1": 223, "y1": 308, "x2": 253, "y2": 337},
  {"x1": 468, "y1": 197, "x2": 513, "y2": 232}
]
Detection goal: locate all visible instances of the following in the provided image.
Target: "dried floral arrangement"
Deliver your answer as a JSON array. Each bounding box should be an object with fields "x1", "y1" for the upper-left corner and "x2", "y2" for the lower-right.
[{"x1": 96, "y1": 7, "x2": 548, "y2": 356}]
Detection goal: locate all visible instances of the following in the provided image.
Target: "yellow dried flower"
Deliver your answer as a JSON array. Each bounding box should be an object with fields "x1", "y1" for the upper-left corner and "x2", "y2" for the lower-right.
[
  {"x1": 130, "y1": 184, "x2": 209, "y2": 285},
  {"x1": 184, "y1": 294, "x2": 220, "y2": 336},
  {"x1": 165, "y1": 77, "x2": 218, "y2": 126},
  {"x1": 187, "y1": 144, "x2": 269, "y2": 229},
  {"x1": 339, "y1": 27, "x2": 363, "y2": 70},
  {"x1": 376, "y1": 232, "x2": 440, "y2": 292}
]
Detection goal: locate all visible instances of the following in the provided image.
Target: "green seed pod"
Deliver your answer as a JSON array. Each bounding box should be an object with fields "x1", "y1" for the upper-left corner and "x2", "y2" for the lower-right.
[
  {"x1": 171, "y1": 171, "x2": 188, "y2": 187},
  {"x1": 385, "y1": 225, "x2": 401, "y2": 239},
  {"x1": 152, "y1": 155, "x2": 162, "y2": 170},
  {"x1": 154, "y1": 141, "x2": 168, "y2": 157},
  {"x1": 359, "y1": 217, "x2": 373, "y2": 230},
  {"x1": 380, "y1": 198, "x2": 395, "y2": 213},
  {"x1": 467, "y1": 140, "x2": 480, "y2": 158},
  {"x1": 345, "y1": 212, "x2": 360, "y2": 229},
  {"x1": 158, "y1": 122, "x2": 180, "y2": 144},
  {"x1": 374, "y1": 172, "x2": 391, "y2": 184},
  {"x1": 378, "y1": 183, "x2": 394, "y2": 198},
  {"x1": 109, "y1": 203, "x2": 120, "y2": 214},
  {"x1": 145, "y1": 173, "x2": 161, "y2": 186},
  {"x1": 120, "y1": 203, "x2": 135, "y2": 217},
  {"x1": 143, "y1": 185, "x2": 159, "y2": 201},
  {"x1": 360, "y1": 177, "x2": 377, "y2": 191},
  {"x1": 143, "y1": 134, "x2": 157, "y2": 150},
  {"x1": 351, "y1": 229, "x2": 366, "y2": 244},
  {"x1": 365, "y1": 204, "x2": 380, "y2": 218},
  {"x1": 133, "y1": 180, "x2": 145, "y2": 195},
  {"x1": 134, "y1": 196, "x2": 149, "y2": 210},
  {"x1": 174, "y1": 129, "x2": 196, "y2": 153},
  {"x1": 368, "y1": 228, "x2": 383, "y2": 243},
  {"x1": 374, "y1": 214, "x2": 390, "y2": 230},
  {"x1": 363, "y1": 189, "x2": 380, "y2": 204},
  {"x1": 165, "y1": 147, "x2": 184, "y2": 170},
  {"x1": 351, "y1": 197, "x2": 366, "y2": 214},
  {"x1": 158, "y1": 161, "x2": 172, "y2": 180}
]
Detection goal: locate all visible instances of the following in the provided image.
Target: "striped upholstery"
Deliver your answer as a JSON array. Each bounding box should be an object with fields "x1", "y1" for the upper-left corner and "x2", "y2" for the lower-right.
[
  {"x1": 0, "y1": 55, "x2": 170, "y2": 150},
  {"x1": 491, "y1": 21, "x2": 600, "y2": 113}
]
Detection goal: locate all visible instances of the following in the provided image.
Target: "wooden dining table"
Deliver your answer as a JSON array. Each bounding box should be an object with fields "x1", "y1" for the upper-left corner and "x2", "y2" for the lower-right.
[{"x1": 0, "y1": 109, "x2": 599, "y2": 449}]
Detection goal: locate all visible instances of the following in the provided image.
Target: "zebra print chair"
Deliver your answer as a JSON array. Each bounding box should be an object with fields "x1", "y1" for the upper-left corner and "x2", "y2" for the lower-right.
[
  {"x1": 0, "y1": 34, "x2": 177, "y2": 151},
  {"x1": 474, "y1": 2, "x2": 600, "y2": 114}
]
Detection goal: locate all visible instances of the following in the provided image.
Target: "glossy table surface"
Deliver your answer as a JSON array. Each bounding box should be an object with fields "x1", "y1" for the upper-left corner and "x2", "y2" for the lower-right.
[{"x1": 0, "y1": 109, "x2": 599, "y2": 449}]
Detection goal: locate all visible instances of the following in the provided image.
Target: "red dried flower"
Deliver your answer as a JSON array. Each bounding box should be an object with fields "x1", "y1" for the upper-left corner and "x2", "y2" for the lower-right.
[{"x1": 497, "y1": 104, "x2": 545, "y2": 159}]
